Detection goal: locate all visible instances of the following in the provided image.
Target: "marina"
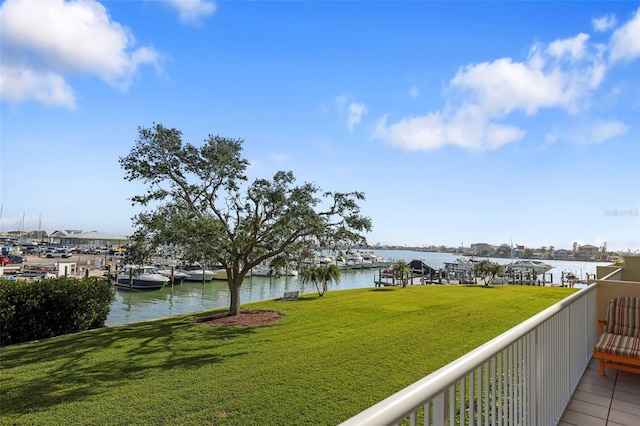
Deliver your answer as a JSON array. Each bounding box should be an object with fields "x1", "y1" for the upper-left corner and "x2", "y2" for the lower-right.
[
  {"x1": 104, "y1": 250, "x2": 609, "y2": 327},
  {"x1": 0, "y1": 247, "x2": 610, "y2": 326}
]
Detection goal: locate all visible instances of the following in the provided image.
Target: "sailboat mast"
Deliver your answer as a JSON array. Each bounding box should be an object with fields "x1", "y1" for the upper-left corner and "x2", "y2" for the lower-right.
[{"x1": 19, "y1": 212, "x2": 25, "y2": 240}]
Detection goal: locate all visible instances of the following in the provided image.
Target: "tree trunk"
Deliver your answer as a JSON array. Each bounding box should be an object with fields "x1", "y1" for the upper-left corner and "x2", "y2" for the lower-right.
[{"x1": 228, "y1": 279, "x2": 242, "y2": 316}]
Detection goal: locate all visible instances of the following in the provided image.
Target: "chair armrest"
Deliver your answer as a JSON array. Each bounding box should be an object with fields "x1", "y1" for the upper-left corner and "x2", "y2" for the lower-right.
[{"x1": 597, "y1": 318, "x2": 607, "y2": 334}]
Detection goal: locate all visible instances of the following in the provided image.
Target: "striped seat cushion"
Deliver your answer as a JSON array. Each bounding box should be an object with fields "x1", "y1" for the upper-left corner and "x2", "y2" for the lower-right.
[
  {"x1": 606, "y1": 297, "x2": 640, "y2": 338},
  {"x1": 594, "y1": 332, "x2": 640, "y2": 358}
]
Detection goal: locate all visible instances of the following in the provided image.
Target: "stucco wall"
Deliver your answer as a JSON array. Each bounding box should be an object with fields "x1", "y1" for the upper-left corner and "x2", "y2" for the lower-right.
[
  {"x1": 621, "y1": 255, "x2": 640, "y2": 281},
  {"x1": 595, "y1": 280, "x2": 640, "y2": 320}
]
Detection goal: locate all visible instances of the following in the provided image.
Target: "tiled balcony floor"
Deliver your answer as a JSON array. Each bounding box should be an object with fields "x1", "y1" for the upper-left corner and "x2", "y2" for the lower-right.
[{"x1": 559, "y1": 358, "x2": 640, "y2": 426}]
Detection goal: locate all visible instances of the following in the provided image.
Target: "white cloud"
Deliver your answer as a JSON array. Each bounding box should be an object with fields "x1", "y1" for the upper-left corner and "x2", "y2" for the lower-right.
[
  {"x1": 590, "y1": 120, "x2": 629, "y2": 144},
  {"x1": 0, "y1": 0, "x2": 161, "y2": 108},
  {"x1": 373, "y1": 24, "x2": 624, "y2": 151},
  {"x1": 347, "y1": 102, "x2": 367, "y2": 131},
  {"x1": 547, "y1": 33, "x2": 590, "y2": 62},
  {"x1": 373, "y1": 109, "x2": 524, "y2": 152},
  {"x1": 0, "y1": 64, "x2": 75, "y2": 108},
  {"x1": 592, "y1": 14, "x2": 617, "y2": 32},
  {"x1": 162, "y1": 0, "x2": 216, "y2": 25},
  {"x1": 334, "y1": 95, "x2": 367, "y2": 130},
  {"x1": 609, "y1": 7, "x2": 640, "y2": 63},
  {"x1": 409, "y1": 85, "x2": 419, "y2": 99}
]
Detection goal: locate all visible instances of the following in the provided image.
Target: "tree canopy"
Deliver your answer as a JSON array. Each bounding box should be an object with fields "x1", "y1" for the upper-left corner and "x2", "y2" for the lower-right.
[
  {"x1": 474, "y1": 260, "x2": 504, "y2": 286},
  {"x1": 392, "y1": 260, "x2": 411, "y2": 287},
  {"x1": 300, "y1": 264, "x2": 341, "y2": 297},
  {"x1": 119, "y1": 123, "x2": 372, "y2": 315}
]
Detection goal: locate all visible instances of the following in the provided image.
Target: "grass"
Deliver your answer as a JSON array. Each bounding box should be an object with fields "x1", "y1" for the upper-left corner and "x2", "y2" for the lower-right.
[{"x1": 0, "y1": 285, "x2": 576, "y2": 425}]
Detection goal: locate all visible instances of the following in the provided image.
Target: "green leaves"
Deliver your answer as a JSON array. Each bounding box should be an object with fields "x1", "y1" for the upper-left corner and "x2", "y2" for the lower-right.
[
  {"x1": 0, "y1": 278, "x2": 114, "y2": 346},
  {"x1": 121, "y1": 124, "x2": 371, "y2": 314}
]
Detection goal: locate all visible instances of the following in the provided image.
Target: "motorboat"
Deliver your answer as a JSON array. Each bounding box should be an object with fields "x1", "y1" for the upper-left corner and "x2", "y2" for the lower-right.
[
  {"x1": 251, "y1": 265, "x2": 271, "y2": 277},
  {"x1": 443, "y1": 258, "x2": 475, "y2": 275},
  {"x1": 156, "y1": 267, "x2": 190, "y2": 285},
  {"x1": 504, "y1": 259, "x2": 553, "y2": 275},
  {"x1": 211, "y1": 268, "x2": 252, "y2": 280},
  {"x1": 360, "y1": 251, "x2": 384, "y2": 265},
  {"x1": 380, "y1": 268, "x2": 394, "y2": 278},
  {"x1": 179, "y1": 266, "x2": 220, "y2": 282},
  {"x1": 251, "y1": 264, "x2": 297, "y2": 277},
  {"x1": 115, "y1": 265, "x2": 169, "y2": 290}
]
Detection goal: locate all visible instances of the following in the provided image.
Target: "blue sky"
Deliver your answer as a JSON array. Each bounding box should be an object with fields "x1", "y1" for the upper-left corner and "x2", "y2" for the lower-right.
[{"x1": 1, "y1": 0, "x2": 639, "y2": 252}]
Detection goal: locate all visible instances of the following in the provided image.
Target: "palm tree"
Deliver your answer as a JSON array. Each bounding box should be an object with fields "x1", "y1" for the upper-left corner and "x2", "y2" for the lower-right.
[
  {"x1": 393, "y1": 260, "x2": 411, "y2": 287},
  {"x1": 475, "y1": 260, "x2": 504, "y2": 285},
  {"x1": 301, "y1": 264, "x2": 341, "y2": 296}
]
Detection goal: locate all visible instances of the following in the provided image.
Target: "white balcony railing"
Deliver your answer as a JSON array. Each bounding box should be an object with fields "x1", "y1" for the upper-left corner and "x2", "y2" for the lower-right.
[{"x1": 340, "y1": 285, "x2": 599, "y2": 426}]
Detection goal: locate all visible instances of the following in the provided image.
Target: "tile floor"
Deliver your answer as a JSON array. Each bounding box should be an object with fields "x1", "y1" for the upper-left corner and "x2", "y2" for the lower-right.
[{"x1": 559, "y1": 358, "x2": 640, "y2": 426}]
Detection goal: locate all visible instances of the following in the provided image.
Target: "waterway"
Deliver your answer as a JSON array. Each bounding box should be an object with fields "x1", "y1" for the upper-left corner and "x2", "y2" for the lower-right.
[{"x1": 106, "y1": 249, "x2": 609, "y2": 326}]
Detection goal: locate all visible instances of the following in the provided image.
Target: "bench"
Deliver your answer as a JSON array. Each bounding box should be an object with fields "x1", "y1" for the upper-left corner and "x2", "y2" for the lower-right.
[
  {"x1": 592, "y1": 296, "x2": 640, "y2": 376},
  {"x1": 281, "y1": 291, "x2": 299, "y2": 301}
]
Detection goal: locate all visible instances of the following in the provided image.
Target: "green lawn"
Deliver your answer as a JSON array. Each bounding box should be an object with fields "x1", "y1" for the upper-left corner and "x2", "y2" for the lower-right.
[{"x1": 0, "y1": 285, "x2": 575, "y2": 425}]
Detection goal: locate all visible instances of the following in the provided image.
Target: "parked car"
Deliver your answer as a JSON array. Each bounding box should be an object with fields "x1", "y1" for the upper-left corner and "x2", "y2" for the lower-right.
[
  {"x1": 45, "y1": 249, "x2": 72, "y2": 259},
  {"x1": 7, "y1": 255, "x2": 25, "y2": 264},
  {"x1": 25, "y1": 246, "x2": 43, "y2": 254},
  {"x1": 107, "y1": 252, "x2": 126, "y2": 261},
  {"x1": 0, "y1": 256, "x2": 9, "y2": 266}
]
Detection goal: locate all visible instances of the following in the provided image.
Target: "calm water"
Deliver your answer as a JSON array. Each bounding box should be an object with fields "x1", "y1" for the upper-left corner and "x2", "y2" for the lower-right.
[{"x1": 106, "y1": 249, "x2": 609, "y2": 326}]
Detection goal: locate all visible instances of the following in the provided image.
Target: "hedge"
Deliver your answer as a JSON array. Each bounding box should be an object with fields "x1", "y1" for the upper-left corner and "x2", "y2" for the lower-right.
[{"x1": 0, "y1": 277, "x2": 115, "y2": 346}]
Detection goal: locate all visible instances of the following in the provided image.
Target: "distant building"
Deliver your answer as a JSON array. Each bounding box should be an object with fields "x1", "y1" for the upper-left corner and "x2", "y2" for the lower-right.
[
  {"x1": 553, "y1": 249, "x2": 574, "y2": 260},
  {"x1": 577, "y1": 244, "x2": 599, "y2": 260},
  {"x1": 56, "y1": 231, "x2": 130, "y2": 250},
  {"x1": 471, "y1": 243, "x2": 494, "y2": 256}
]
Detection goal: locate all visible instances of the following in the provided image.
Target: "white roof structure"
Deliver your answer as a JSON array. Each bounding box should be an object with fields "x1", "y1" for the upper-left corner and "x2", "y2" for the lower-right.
[{"x1": 56, "y1": 231, "x2": 130, "y2": 247}]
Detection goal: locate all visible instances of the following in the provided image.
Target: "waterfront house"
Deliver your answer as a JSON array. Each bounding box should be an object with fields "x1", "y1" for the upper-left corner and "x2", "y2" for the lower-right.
[
  {"x1": 578, "y1": 244, "x2": 600, "y2": 260},
  {"x1": 471, "y1": 242, "x2": 494, "y2": 256},
  {"x1": 553, "y1": 248, "x2": 574, "y2": 260}
]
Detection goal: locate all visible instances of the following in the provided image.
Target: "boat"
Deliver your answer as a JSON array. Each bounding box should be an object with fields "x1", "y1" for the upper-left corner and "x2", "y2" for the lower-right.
[
  {"x1": 211, "y1": 268, "x2": 252, "y2": 280},
  {"x1": 251, "y1": 265, "x2": 271, "y2": 276},
  {"x1": 380, "y1": 268, "x2": 394, "y2": 278},
  {"x1": 345, "y1": 251, "x2": 365, "y2": 265},
  {"x1": 251, "y1": 264, "x2": 297, "y2": 277},
  {"x1": 279, "y1": 267, "x2": 298, "y2": 277},
  {"x1": 115, "y1": 266, "x2": 169, "y2": 290},
  {"x1": 443, "y1": 258, "x2": 475, "y2": 276},
  {"x1": 156, "y1": 267, "x2": 190, "y2": 285},
  {"x1": 359, "y1": 251, "x2": 385, "y2": 265},
  {"x1": 179, "y1": 266, "x2": 220, "y2": 281},
  {"x1": 504, "y1": 259, "x2": 552, "y2": 275}
]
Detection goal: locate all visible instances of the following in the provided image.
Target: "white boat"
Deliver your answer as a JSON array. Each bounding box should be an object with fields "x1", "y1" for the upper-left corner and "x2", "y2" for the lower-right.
[
  {"x1": 443, "y1": 258, "x2": 475, "y2": 274},
  {"x1": 345, "y1": 251, "x2": 365, "y2": 264},
  {"x1": 504, "y1": 259, "x2": 553, "y2": 275},
  {"x1": 115, "y1": 266, "x2": 169, "y2": 290},
  {"x1": 359, "y1": 251, "x2": 384, "y2": 265},
  {"x1": 179, "y1": 266, "x2": 220, "y2": 282},
  {"x1": 251, "y1": 265, "x2": 271, "y2": 276},
  {"x1": 156, "y1": 268, "x2": 190, "y2": 284},
  {"x1": 211, "y1": 268, "x2": 253, "y2": 280},
  {"x1": 278, "y1": 267, "x2": 298, "y2": 277}
]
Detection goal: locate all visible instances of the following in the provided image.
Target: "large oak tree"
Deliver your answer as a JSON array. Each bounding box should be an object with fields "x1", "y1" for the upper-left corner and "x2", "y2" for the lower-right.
[{"x1": 120, "y1": 123, "x2": 372, "y2": 316}]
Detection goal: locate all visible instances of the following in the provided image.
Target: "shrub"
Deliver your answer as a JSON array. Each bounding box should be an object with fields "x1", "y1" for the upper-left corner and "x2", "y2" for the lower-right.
[{"x1": 0, "y1": 277, "x2": 114, "y2": 346}]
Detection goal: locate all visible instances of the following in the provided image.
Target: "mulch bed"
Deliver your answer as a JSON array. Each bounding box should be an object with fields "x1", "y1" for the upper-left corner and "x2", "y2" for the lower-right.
[{"x1": 194, "y1": 310, "x2": 284, "y2": 327}]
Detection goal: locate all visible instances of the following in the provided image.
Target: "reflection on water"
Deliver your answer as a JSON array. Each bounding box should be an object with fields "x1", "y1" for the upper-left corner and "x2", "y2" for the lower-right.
[{"x1": 106, "y1": 249, "x2": 609, "y2": 326}]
